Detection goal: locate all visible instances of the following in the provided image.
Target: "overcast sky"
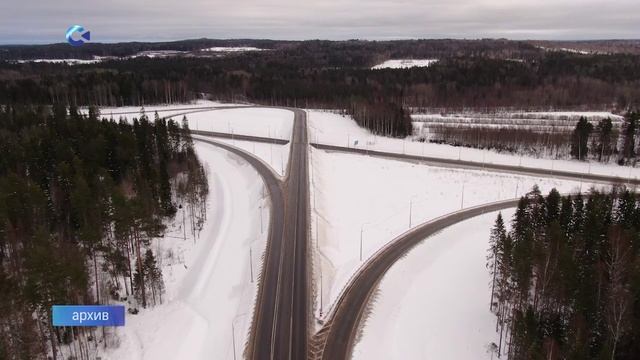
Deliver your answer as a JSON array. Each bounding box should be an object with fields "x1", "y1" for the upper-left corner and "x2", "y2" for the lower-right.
[{"x1": 1, "y1": 0, "x2": 639, "y2": 44}]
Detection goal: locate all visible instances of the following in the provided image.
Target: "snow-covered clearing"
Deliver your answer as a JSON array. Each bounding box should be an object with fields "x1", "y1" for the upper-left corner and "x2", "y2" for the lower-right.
[
  {"x1": 101, "y1": 142, "x2": 270, "y2": 360},
  {"x1": 352, "y1": 210, "x2": 515, "y2": 360},
  {"x1": 185, "y1": 107, "x2": 294, "y2": 141},
  {"x1": 85, "y1": 100, "x2": 243, "y2": 120},
  {"x1": 309, "y1": 147, "x2": 607, "y2": 329},
  {"x1": 307, "y1": 110, "x2": 640, "y2": 180},
  {"x1": 128, "y1": 50, "x2": 188, "y2": 59},
  {"x1": 412, "y1": 111, "x2": 624, "y2": 130},
  {"x1": 13, "y1": 57, "x2": 103, "y2": 65},
  {"x1": 201, "y1": 47, "x2": 264, "y2": 52},
  {"x1": 371, "y1": 59, "x2": 438, "y2": 69}
]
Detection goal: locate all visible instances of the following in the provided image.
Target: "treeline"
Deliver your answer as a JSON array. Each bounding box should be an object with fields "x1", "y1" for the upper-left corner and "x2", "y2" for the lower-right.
[
  {"x1": 424, "y1": 113, "x2": 639, "y2": 164},
  {"x1": 2, "y1": 40, "x2": 640, "y2": 137},
  {"x1": 487, "y1": 187, "x2": 640, "y2": 359},
  {"x1": 0, "y1": 105, "x2": 208, "y2": 359},
  {"x1": 347, "y1": 100, "x2": 413, "y2": 137},
  {"x1": 570, "y1": 113, "x2": 639, "y2": 165},
  {"x1": 425, "y1": 125, "x2": 571, "y2": 157}
]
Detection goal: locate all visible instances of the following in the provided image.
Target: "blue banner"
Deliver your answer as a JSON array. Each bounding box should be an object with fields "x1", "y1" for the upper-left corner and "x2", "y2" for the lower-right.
[{"x1": 52, "y1": 305, "x2": 125, "y2": 327}]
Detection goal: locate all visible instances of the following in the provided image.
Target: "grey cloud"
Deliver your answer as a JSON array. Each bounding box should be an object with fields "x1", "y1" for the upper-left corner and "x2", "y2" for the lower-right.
[{"x1": 0, "y1": 0, "x2": 638, "y2": 43}]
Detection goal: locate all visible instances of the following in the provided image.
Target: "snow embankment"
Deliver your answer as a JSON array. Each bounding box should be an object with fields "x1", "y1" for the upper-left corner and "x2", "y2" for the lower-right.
[
  {"x1": 353, "y1": 210, "x2": 515, "y2": 360},
  {"x1": 309, "y1": 147, "x2": 605, "y2": 328},
  {"x1": 102, "y1": 142, "x2": 270, "y2": 360},
  {"x1": 307, "y1": 110, "x2": 640, "y2": 181},
  {"x1": 371, "y1": 59, "x2": 438, "y2": 69}
]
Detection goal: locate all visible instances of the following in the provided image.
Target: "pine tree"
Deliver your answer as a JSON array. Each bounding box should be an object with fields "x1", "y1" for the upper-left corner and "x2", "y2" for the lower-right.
[
  {"x1": 488, "y1": 213, "x2": 507, "y2": 312},
  {"x1": 571, "y1": 117, "x2": 593, "y2": 160},
  {"x1": 595, "y1": 117, "x2": 614, "y2": 161}
]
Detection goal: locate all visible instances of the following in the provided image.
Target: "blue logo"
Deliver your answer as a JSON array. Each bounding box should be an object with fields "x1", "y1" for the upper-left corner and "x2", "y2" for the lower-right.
[
  {"x1": 52, "y1": 305, "x2": 125, "y2": 327},
  {"x1": 66, "y1": 25, "x2": 91, "y2": 47}
]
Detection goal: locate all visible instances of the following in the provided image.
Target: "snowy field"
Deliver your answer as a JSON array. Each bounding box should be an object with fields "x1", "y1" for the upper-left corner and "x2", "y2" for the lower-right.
[
  {"x1": 371, "y1": 59, "x2": 439, "y2": 69},
  {"x1": 201, "y1": 46, "x2": 264, "y2": 52},
  {"x1": 307, "y1": 110, "x2": 640, "y2": 181},
  {"x1": 185, "y1": 107, "x2": 294, "y2": 141},
  {"x1": 353, "y1": 210, "x2": 515, "y2": 360},
  {"x1": 412, "y1": 111, "x2": 624, "y2": 131},
  {"x1": 102, "y1": 142, "x2": 270, "y2": 360},
  {"x1": 85, "y1": 100, "x2": 242, "y2": 119},
  {"x1": 12, "y1": 47, "x2": 267, "y2": 65},
  {"x1": 13, "y1": 57, "x2": 103, "y2": 65},
  {"x1": 310, "y1": 148, "x2": 607, "y2": 328}
]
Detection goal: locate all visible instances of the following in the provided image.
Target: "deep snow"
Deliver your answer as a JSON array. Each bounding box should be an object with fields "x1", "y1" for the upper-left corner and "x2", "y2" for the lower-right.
[
  {"x1": 101, "y1": 142, "x2": 270, "y2": 360},
  {"x1": 372, "y1": 59, "x2": 439, "y2": 69},
  {"x1": 307, "y1": 110, "x2": 640, "y2": 181},
  {"x1": 184, "y1": 107, "x2": 294, "y2": 141},
  {"x1": 309, "y1": 147, "x2": 607, "y2": 329},
  {"x1": 352, "y1": 210, "x2": 516, "y2": 360}
]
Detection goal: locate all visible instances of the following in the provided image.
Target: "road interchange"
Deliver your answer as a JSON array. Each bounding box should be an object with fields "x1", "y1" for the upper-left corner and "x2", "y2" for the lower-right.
[{"x1": 178, "y1": 107, "x2": 633, "y2": 360}]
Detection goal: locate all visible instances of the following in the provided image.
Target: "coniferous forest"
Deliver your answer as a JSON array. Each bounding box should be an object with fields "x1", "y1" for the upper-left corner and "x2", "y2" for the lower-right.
[
  {"x1": 488, "y1": 187, "x2": 640, "y2": 360},
  {"x1": 0, "y1": 105, "x2": 208, "y2": 359}
]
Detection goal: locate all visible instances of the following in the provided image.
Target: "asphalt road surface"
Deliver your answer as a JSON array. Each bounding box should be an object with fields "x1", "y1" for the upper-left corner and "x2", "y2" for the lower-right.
[
  {"x1": 178, "y1": 108, "x2": 310, "y2": 360},
  {"x1": 191, "y1": 129, "x2": 289, "y2": 145},
  {"x1": 311, "y1": 143, "x2": 639, "y2": 186},
  {"x1": 250, "y1": 108, "x2": 310, "y2": 360}
]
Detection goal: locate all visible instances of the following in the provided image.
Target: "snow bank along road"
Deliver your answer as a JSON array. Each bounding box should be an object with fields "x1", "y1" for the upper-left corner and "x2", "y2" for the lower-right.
[
  {"x1": 192, "y1": 108, "x2": 310, "y2": 360},
  {"x1": 311, "y1": 143, "x2": 640, "y2": 187}
]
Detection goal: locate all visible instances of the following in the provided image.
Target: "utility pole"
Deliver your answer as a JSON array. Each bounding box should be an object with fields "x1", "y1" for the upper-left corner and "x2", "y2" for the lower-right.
[
  {"x1": 231, "y1": 322, "x2": 237, "y2": 360},
  {"x1": 249, "y1": 247, "x2": 254, "y2": 283},
  {"x1": 231, "y1": 313, "x2": 248, "y2": 360},
  {"x1": 319, "y1": 266, "x2": 324, "y2": 318},
  {"x1": 182, "y1": 205, "x2": 187, "y2": 241}
]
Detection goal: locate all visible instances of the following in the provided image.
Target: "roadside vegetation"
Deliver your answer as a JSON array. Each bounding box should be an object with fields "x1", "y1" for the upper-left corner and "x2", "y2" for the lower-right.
[
  {"x1": 488, "y1": 186, "x2": 640, "y2": 359},
  {"x1": 0, "y1": 105, "x2": 208, "y2": 359},
  {"x1": 421, "y1": 112, "x2": 640, "y2": 165}
]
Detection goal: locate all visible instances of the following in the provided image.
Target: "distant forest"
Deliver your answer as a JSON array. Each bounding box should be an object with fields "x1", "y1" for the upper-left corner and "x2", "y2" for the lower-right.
[
  {"x1": 0, "y1": 105, "x2": 208, "y2": 359},
  {"x1": 488, "y1": 187, "x2": 640, "y2": 360},
  {"x1": 1, "y1": 39, "x2": 640, "y2": 138}
]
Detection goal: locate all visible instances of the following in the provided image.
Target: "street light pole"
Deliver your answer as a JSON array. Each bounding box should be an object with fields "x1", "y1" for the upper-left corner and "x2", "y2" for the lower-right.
[
  {"x1": 231, "y1": 313, "x2": 248, "y2": 360},
  {"x1": 249, "y1": 246, "x2": 254, "y2": 283},
  {"x1": 259, "y1": 205, "x2": 263, "y2": 234}
]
